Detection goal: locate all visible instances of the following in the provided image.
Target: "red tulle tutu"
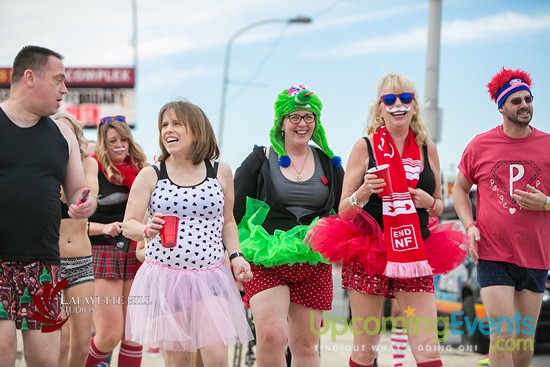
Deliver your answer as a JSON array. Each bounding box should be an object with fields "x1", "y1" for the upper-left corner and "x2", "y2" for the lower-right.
[
  {"x1": 311, "y1": 209, "x2": 467, "y2": 276},
  {"x1": 424, "y1": 218, "x2": 469, "y2": 274}
]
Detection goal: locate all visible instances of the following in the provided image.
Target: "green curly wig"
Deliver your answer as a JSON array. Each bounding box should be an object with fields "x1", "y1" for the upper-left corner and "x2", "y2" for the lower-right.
[{"x1": 270, "y1": 84, "x2": 340, "y2": 168}]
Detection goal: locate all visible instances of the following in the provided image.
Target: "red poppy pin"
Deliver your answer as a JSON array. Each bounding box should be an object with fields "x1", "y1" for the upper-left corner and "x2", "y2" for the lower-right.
[{"x1": 321, "y1": 176, "x2": 328, "y2": 186}]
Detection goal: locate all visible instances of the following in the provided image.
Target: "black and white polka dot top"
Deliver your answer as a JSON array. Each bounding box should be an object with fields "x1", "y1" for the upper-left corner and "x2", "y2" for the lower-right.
[{"x1": 146, "y1": 160, "x2": 225, "y2": 270}]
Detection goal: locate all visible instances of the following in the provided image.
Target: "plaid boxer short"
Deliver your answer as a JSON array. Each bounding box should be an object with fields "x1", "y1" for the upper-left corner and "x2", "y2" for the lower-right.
[{"x1": 0, "y1": 260, "x2": 62, "y2": 330}]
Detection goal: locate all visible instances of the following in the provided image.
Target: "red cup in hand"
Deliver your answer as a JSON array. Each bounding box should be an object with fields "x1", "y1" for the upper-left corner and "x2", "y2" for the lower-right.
[
  {"x1": 160, "y1": 215, "x2": 179, "y2": 248},
  {"x1": 367, "y1": 164, "x2": 392, "y2": 197}
]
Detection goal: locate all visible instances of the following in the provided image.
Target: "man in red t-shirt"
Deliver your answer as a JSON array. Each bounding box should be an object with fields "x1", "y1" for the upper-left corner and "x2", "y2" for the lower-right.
[{"x1": 454, "y1": 67, "x2": 550, "y2": 367}]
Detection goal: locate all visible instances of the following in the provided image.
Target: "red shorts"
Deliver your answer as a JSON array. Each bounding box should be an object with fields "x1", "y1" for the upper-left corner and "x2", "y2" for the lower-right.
[
  {"x1": 243, "y1": 263, "x2": 332, "y2": 310},
  {"x1": 342, "y1": 260, "x2": 434, "y2": 298},
  {"x1": 0, "y1": 261, "x2": 62, "y2": 330}
]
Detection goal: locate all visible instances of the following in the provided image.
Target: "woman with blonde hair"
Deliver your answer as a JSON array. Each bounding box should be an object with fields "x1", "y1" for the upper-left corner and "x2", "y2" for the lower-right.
[
  {"x1": 312, "y1": 73, "x2": 467, "y2": 367},
  {"x1": 54, "y1": 112, "x2": 99, "y2": 367},
  {"x1": 85, "y1": 115, "x2": 148, "y2": 367}
]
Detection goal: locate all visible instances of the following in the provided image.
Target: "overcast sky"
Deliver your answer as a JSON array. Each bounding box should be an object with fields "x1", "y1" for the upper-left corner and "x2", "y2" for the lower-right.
[{"x1": 1, "y1": 0, "x2": 549, "y2": 175}]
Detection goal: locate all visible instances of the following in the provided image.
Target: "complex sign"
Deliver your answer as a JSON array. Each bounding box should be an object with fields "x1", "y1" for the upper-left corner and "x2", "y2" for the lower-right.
[{"x1": 0, "y1": 67, "x2": 136, "y2": 128}]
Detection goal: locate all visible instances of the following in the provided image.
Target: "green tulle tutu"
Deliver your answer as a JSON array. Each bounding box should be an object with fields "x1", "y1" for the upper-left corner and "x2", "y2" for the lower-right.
[{"x1": 237, "y1": 197, "x2": 330, "y2": 267}]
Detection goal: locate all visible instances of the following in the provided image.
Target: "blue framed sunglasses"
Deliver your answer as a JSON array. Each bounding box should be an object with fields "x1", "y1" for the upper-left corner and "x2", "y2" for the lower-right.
[
  {"x1": 99, "y1": 115, "x2": 126, "y2": 125},
  {"x1": 380, "y1": 93, "x2": 414, "y2": 106}
]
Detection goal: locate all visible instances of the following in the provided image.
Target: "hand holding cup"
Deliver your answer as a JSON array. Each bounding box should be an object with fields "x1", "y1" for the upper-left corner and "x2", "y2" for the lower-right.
[
  {"x1": 366, "y1": 164, "x2": 392, "y2": 197},
  {"x1": 160, "y1": 215, "x2": 180, "y2": 248}
]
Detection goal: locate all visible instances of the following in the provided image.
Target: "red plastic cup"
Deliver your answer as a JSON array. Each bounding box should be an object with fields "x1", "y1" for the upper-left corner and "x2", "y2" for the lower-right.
[
  {"x1": 367, "y1": 164, "x2": 392, "y2": 197},
  {"x1": 160, "y1": 215, "x2": 179, "y2": 248}
]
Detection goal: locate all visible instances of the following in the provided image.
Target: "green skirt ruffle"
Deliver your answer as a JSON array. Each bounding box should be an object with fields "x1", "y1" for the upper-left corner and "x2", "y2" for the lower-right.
[{"x1": 237, "y1": 197, "x2": 330, "y2": 267}]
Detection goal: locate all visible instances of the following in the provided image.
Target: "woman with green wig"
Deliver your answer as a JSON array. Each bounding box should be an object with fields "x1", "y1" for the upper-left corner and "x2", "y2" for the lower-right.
[{"x1": 233, "y1": 84, "x2": 344, "y2": 366}]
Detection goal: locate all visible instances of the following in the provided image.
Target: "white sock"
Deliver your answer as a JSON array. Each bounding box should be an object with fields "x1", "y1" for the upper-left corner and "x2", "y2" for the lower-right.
[{"x1": 391, "y1": 327, "x2": 408, "y2": 367}]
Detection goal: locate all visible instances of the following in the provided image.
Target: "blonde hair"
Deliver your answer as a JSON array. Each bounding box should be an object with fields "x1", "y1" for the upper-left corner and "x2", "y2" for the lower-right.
[
  {"x1": 365, "y1": 73, "x2": 430, "y2": 145},
  {"x1": 157, "y1": 101, "x2": 219, "y2": 164},
  {"x1": 52, "y1": 112, "x2": 88, "y2": 160},
  {"x1": 95, "y1": 119, "x2": 148, "y2": 184}
]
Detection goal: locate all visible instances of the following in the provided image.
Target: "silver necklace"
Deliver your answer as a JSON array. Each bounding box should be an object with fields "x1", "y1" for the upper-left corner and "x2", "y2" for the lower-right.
[{"x1": 290, "y1": 148, "x2": 310, "y2": 181}]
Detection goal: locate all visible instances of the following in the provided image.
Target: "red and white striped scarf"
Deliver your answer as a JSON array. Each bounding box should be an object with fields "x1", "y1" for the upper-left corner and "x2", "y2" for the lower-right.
[{"x1": 373, "y1": 127, "x2": 432, "y2": 278}]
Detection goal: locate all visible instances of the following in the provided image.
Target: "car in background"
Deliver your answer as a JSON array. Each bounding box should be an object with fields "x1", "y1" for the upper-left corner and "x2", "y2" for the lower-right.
[
  {"x1": 434, "y1": 256, "x2": 550, "y2": 354},
  {"x1": 439, "y1": 168, "x2": 477, "y2": 220}
]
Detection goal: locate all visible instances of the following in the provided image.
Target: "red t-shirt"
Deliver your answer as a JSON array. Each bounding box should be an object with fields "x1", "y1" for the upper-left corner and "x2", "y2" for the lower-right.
[{"x1": 458, "y1": 126, "x2": 550, "y2": 269}]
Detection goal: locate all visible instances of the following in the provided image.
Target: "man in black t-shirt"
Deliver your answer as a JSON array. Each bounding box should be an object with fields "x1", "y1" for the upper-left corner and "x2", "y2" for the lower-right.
[{"x1": 0, "y1": 45, "x2": 97, "y2": 367}]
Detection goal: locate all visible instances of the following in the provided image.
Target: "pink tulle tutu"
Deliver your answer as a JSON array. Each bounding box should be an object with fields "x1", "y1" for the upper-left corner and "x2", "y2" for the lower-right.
[
  {"x1": 125, "y1": 260, "x2": 253, "y2": 351},
  {"x1": 311, "y1": 209, "x2": 467, "y2": 276}
]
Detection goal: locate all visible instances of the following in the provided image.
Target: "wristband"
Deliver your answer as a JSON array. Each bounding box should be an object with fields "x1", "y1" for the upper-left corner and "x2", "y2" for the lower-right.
[
  {"x1": 350, "y1": 192, "x2": 368, "y2": 208},
  {"x1": 349, "y1": 193, "x2": 356, "y2": 207},
  {"x1": 426, "y1": 197, "x2": 437, "y2": 212},
  {"x1": 229, "y1": 252, "x2": 244, "y2": 261},
  {"x1": 465, "y1": 222, "x2": 476, "y2": 232}
]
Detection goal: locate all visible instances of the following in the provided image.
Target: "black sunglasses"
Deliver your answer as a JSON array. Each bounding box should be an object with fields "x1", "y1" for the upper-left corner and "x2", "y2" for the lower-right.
[{"x1": 508, "y1": 95, "x2": 534, "y2": 105}]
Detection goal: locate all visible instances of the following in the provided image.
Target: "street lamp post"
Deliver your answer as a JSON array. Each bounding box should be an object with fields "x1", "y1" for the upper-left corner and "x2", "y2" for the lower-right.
[{"x1": 218, "y1": 16, "x2": 312, "y2": 153}]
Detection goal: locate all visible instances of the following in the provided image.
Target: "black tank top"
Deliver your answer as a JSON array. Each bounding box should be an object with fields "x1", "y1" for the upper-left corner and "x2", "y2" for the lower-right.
[
  {"x1": 88, "y1": 168, "x2": 130, "y2": 245},
  {"x1": 0, "y1": 108, "x2": 68, "y2": 263},
  {"x1": 363, "y1": 137, "x2": 435, "y2": 239},
  {"x1": 60, "y1": 201, "x2": 70, "y2": 219},
  {"x1": 154, "y1": 159, "x2": 219, "y2": 180}
]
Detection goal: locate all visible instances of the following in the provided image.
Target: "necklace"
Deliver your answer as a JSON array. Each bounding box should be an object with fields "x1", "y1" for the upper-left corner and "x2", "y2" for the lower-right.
[{"x1": 290, "y1": 148, "x2": 310, "y2": 181}]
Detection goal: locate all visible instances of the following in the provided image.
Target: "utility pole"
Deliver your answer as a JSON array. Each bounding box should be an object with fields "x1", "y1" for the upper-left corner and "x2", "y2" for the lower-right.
[{"x1": 424, "y1": 0, "x2": 442, "y2": 142}]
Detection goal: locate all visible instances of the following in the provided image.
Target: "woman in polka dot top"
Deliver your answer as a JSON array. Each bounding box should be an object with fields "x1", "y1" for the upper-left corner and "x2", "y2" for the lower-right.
[{"x1": 122, "y1": 101, "x2": 253, "y2": 366}]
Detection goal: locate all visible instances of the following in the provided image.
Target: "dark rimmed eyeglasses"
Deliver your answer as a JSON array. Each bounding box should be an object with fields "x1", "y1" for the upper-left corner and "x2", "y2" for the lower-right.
[
  {"x1": 508, "y1": 95, "x2": 534, "y2": 105},
  {"x1": 285, "y1": 113, "x2": 316, "y2": 124},
  {"x1": 380, "y1": 93, "x2": 414, "y2": 106},
  {"x1": 99, "y1": 115, "x2": 126, "y2": 125}
]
